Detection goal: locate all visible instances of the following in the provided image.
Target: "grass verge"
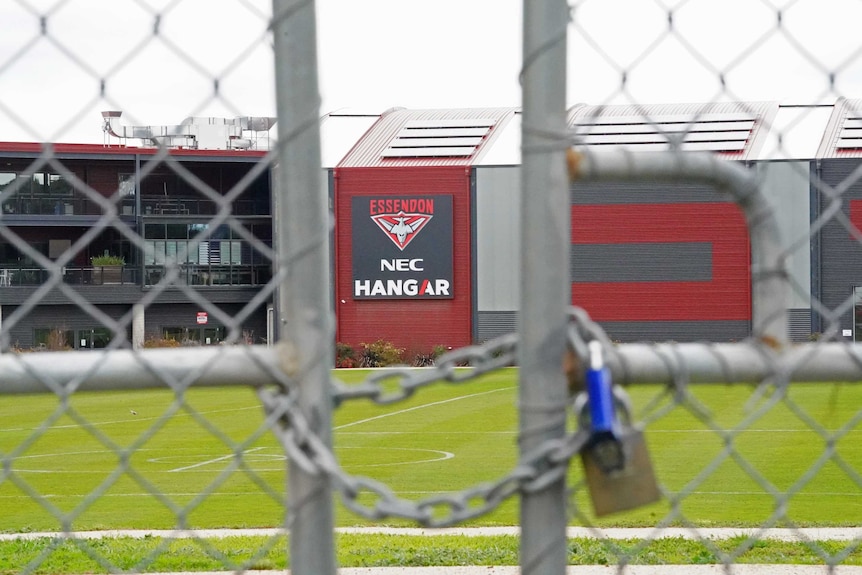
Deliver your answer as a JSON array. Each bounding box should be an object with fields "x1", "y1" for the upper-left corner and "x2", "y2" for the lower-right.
[{"x1": 1, "y1": 533, "x2": 861, "y2": 574}]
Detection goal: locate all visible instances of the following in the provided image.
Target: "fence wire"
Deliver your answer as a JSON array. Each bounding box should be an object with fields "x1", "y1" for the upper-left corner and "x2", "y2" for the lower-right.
[{"x1": 1, "y1": 1, "x2": 862, "y2": 575}]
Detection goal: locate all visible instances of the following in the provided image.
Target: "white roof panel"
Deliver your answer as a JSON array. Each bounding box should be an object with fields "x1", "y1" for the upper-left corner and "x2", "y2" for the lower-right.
[
  {"x1": 319, "y1": 112, "x2": 381, "y2": 168},
  {"x1": 473, "y1": 112, "x2": 521, "y2": 166},
  {"x1": 754, "y1": 105, "x2": 833, "y2": 160}
]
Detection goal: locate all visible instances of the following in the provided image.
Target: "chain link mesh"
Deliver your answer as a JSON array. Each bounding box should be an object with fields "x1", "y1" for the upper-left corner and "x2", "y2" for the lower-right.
[{"x1": 2, "y1": 1, "x2": 862, "y2": 574}]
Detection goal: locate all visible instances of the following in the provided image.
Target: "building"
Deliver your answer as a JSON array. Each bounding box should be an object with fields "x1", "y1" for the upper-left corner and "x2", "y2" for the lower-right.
[
  {"x1": 0, "y1": 112, "x2": 276, "y2": 350},
  {"x1": 4, "y1": 99, "x2": 862, "y2": 353}
]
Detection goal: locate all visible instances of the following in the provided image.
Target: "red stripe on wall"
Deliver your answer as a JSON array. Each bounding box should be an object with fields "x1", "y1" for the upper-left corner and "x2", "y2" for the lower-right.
[
  {"x1": 850, "y1": 200, "x2": 862, "y2": 238},
  {"x1": 334, "y1": 166, "x2": 472, "y2": 353},
  {"x1": 571, "y1": 203, "x2": 750, "y2": 321}
]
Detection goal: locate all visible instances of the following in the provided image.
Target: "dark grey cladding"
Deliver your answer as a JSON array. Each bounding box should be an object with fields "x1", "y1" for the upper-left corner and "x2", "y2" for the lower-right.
[{"x1": 571, "y1": 242, "x2": 713, "y2": 283}]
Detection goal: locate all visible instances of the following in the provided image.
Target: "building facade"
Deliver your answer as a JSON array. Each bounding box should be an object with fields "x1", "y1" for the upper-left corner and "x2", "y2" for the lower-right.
[{"x1": 5, "y1": 100, "x2": 862, "y2": 353}]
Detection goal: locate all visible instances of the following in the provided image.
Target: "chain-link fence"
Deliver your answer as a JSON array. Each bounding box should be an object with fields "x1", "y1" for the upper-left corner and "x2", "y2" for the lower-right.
[{"x1": 2, "y1": 1, "x2": 862, "y2": 574}]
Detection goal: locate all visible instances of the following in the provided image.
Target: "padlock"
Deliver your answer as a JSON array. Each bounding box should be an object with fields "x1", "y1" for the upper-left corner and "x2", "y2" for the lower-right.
[
  {"x1": 577, "y1": 341, "x2": 662, "y2": 517},
  {"x1": 581, "y1": 424, "x2": 662, "y2": 517}
]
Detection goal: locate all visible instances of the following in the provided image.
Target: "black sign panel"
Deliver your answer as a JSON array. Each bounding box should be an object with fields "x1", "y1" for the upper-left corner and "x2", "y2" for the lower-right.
[{"x1": 352, "y1": 195, "x2": 453, "y2": 299}]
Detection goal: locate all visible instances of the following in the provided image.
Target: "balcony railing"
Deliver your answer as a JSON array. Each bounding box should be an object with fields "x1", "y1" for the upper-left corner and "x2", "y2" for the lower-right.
[
  {"x1": 143, "y1": 264, "x2": 272, "y2": 286},
  {"x1": 1, "y1": 196, "x2": 269, "y2": 217},
  {"x1": 0, "y1": 265, "x2": 271, "y2": 287}
]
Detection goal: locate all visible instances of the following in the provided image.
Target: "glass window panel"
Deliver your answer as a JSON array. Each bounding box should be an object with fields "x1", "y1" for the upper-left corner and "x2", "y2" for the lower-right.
[
  {"x1": 219, "y1": 241, "x2": 231, "y2": 264},
  {"x1": 186, "y1": 241, "x2": 199, "y2": 264},
  {"x1": 34, "y1": 328, "x2": 74, "y2": 350},
  {"x1": 231, "y1": 241, "x2": 242, "y2": 264},
  {"x1": 47, "y1": 173, "x2": 72, "y2": 195},
  {"x1": 88, "y1": 328, "x2": 113, "y2": 349},
  {"x1": 154, "y1": 241, "x2": 166, "y2": 265},
  {"x1": 144, "y1": 241, "x2": 155, "y2": 265},
  {"x1": 202, "y1": 326, "x2": 225, "y2": 345},
  {"x1": 145, "y1": 223, "x2": 166, "y2": 239},
  {"x1": 166, "y1": 224, "x2": 187, "y2": 239},
  {"x1": 166, "y1": 241, "x2": 178, "y2": 263},
  {"x1": 31, "y1": 173, "x2": 45, "y2": 194},
  {"x1": 163, "y1": 327, "x2": 200, "y2": 345},
  {"x1": 119, "y1": 174, "x2": 136, "y2": 197}
]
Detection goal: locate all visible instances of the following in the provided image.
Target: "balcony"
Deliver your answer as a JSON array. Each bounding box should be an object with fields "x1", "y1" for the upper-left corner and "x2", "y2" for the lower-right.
[
  {"x1": 0, "y1": 264, "x2": 270, "y2": 287},
  {"x1": 1, "y1": 196, "x2": 269, "y2": 217}
]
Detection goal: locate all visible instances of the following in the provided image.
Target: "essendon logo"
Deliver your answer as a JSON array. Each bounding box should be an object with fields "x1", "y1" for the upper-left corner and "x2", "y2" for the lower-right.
[
  {"x1": 352, "y1": 195, "x2": 452, "y2": 299},
  {"x1": 371, "y1": 211, "x2": 432, "y2": 251}
]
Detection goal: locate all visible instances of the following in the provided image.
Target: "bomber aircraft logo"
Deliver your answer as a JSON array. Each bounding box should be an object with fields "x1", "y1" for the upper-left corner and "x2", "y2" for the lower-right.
[{"x1": 371, "y1": 210, "x2": 432, "y2": 251}]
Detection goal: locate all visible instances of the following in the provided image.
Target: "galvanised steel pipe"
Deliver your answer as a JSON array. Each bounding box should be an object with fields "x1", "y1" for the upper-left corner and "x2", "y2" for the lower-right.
[
  {"x1": 271, "y1": 0, "x2": 336, "y2": 573},
  {"x1": 1, "y1": 341, "x2": 861, "y2": 397},
  {"x1": 519, "y1": 0, "x2": 572, "y2": 573}
]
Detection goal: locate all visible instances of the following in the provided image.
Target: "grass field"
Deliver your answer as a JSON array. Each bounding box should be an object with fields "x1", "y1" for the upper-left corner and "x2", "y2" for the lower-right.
[{"x1": 1, "y1": 367, "x2": 861, "y2": 533}]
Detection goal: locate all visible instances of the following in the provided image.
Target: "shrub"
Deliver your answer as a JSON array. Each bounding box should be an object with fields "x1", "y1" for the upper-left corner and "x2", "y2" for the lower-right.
[
  {"x1": 413, "y1": 344, "x2": 450, "y2": 367},
  {"x1": 143, "y1": 337, "x2": 181, "y2": 348},
  {"x1": 358, "y1": 339, "x2": 404, "y2": 367},
  {"x1": 91, "y1": 253, "x2": 125, "y2": 266},
  {"x1": 45, "y1": 328, "x2": 72, "y2": 351},
  {"x1": 335, "y1": 342, "x2": 357, "y2": 368}
]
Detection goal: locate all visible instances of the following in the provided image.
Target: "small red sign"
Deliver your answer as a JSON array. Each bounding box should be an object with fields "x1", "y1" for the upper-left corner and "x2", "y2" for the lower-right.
[{"x1": 196, "y1": 312, "x2": 208, "y2": 325}]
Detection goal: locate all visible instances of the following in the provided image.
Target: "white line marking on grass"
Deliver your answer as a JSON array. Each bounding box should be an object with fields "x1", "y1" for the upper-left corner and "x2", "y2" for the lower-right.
[
  {"x1": 165, "y1": 446, "x2": 267, "y2": 473},
  {"x1": 340, "y1": 446, "x2": 455, "y2": 468},
  {"x1": 335, "y1": 387, "x2": 513, "y2": 430},
  {"x1": 0, "y1": 406, "x2": 262, "y2": 434}
]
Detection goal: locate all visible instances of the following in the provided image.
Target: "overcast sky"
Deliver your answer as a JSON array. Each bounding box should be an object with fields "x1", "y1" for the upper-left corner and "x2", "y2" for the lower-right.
[{"x1": 1, "y1": 0, "x2": 861, "y2": 143}]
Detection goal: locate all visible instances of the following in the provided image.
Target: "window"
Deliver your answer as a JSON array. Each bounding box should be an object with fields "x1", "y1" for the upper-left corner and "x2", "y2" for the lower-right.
[
  {"x1": 34, "y1": 327, "x2": 118, "y2": 350},
  {"x1": 854, "y1": 287, "x2": 862, "y2": 342},
  {"x1": 162, "y1": 326, "x2": 225, "y2": 345},
  {"x1": 118, "y1": 174, "x2": 136, "y2": 197},
  {"x1": 30, "y1": 172, "x2": 73, "y2": 196},
  {"x1": 34, "y1": 328, "x2": 74, "y2": 350}
]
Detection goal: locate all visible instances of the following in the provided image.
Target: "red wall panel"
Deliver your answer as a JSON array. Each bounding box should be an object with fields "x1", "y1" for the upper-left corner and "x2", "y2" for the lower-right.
[
  {"x1": 571, "y1": 203, "x2": 751, "y2": 321},
  {"x1": 334, "y1": 166, "x2": 472, "y2": 353}
]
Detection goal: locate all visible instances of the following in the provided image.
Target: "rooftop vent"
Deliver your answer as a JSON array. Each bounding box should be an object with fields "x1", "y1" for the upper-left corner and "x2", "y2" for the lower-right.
[
  {"x1": 382, "y1": 118, "x2": 495, "y2": 158},
  {"x1": 571, "y1": 112, "x2": 756, "y2": 153}
]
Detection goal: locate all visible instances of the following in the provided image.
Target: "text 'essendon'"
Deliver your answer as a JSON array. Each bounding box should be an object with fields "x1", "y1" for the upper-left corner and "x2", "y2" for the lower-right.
[{"x1": 369, "y1": 198, "x2": 434, "y2": 215}]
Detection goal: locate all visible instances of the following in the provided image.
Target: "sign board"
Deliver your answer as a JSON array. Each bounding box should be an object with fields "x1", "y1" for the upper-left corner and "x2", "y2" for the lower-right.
[
  {"x1": 351, "y1": 195, "x2": 453, "y2": 299},
  {"x1": 196, "y1": 312, "x2": 208, "y2": 325}
]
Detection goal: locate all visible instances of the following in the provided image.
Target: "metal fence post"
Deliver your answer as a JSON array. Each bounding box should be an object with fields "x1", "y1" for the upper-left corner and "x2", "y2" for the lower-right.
[
  {"x1": 271, "y1": 1, "x2": 336, "y2": 574},
  {"x1": 519, "y1": 0, "x2": 571, "y2": 573}
]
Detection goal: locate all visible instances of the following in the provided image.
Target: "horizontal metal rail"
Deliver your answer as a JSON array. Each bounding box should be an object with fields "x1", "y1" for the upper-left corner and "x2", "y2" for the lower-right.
[{"x1": 1, "y1": 341, "x2": 861, "y2": 395}]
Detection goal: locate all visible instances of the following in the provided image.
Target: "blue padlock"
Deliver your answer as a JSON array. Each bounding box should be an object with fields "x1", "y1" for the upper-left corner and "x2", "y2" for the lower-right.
[{"x1": 584, "y1": 340, "x2": 625, "y2": 473}]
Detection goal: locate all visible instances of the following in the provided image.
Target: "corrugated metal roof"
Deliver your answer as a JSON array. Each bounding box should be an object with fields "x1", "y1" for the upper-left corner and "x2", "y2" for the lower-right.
[
  {"x1": 337, "y1": 108, "x2": 518, "y2": 167},
  {"x1": 817, "y1": 98, "x2": 862, "y2": 158},
  {"x1": 567, "y1": 102, "x2": 778, "y2": 160}
]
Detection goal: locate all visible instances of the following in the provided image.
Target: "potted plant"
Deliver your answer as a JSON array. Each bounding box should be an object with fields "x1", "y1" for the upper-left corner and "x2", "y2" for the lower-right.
[{"x1": 91, "y1": 253, "x2": 125, "y2": 284}]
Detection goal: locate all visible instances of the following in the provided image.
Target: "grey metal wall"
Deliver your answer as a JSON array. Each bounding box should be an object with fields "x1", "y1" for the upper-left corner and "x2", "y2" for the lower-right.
[
  {"x1": 818, "y1": 158, "x2": 862, "y2": 339},
  {"x1": 1, "y1": 304, "x2": 132, "y2": 349},
  {"x1": 144, "y1": 303, "x2": 268, "y2": 344},
  {"x1": 0, "y1": 302, "x2": 268, "y2": 349},
  {"x1": 755, "y1": 161, "x2": 813, "y2": 341}
]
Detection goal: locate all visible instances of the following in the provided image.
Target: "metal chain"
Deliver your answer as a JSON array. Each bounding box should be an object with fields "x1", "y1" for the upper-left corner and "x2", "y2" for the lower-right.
[
  {"x1": 331, "y1": 332, "x2": 518, "y2": 405},
  {"x1": 261, "y1": 312, "x2": 608, "y2": 527}
]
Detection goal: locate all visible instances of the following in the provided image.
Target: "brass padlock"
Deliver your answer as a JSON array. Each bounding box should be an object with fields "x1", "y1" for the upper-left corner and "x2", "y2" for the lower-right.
[{"x1": 581, "y1": 423, "x2": 661, "y2": 517}]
